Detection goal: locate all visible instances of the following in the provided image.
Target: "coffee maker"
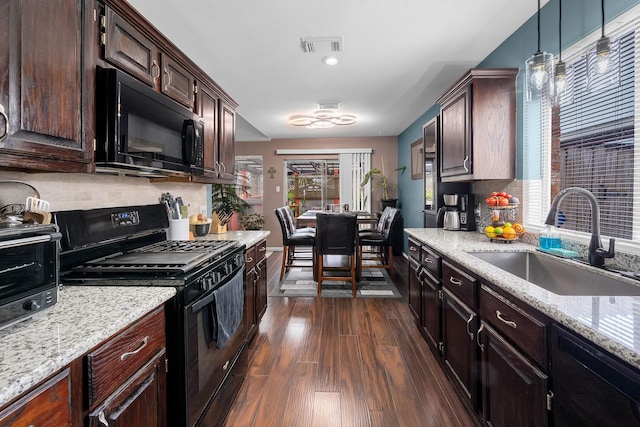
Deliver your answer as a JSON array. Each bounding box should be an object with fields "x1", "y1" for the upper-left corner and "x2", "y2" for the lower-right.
[
  {"x1": 437, "y1": 194, "x2": 461, "y2": 230},
  {"x1": 437, "y1": 193, "x2": 476, "y2": 231},
  {"x1": 458, "y1": 193, "x2": 476, "y2": 231}
]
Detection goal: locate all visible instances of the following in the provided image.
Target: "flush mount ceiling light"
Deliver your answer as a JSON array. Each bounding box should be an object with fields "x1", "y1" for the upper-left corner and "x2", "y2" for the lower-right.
[
  {"x1": 289, "y1": 108, "x2": 357, "y2": 129},
  {"x1": 525, "y1": 0, "x2": 554, "y2": 101},
  {"x1": 595, "y1": 0, "x2": 611, "y2": 74},
  {"x1": 322, "y1": 55, "x2": 338, "y2": 65}
]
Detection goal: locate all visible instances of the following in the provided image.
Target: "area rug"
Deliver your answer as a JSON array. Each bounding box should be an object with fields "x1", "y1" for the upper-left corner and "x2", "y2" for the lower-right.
[{"x1": 272, "y1": 263, "x2": 401, "y2": 298}]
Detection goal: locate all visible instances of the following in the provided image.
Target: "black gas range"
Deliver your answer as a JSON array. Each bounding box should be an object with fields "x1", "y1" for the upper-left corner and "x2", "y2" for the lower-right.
[{"x1": 55, "y1": 204, "x2": 248, "y2": 427}]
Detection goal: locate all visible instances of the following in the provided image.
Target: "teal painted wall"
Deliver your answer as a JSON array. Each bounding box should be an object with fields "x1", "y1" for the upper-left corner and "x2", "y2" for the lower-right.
[{"x1": 397, "y1": 0, "x2": 640, "y2": 252}]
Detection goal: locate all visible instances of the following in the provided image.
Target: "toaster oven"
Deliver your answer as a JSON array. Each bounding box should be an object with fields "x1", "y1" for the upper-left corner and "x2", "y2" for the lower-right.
[{"x1": 0, "y1": 223, "x2": 61, "y2": 330}]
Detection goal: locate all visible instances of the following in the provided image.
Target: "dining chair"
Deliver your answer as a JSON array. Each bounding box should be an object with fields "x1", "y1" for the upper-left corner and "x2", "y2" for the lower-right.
[
  {"x1": 358, "y1": 207, "x2": 401, "y2": 280},
  {"x1": 315, "y1": 212, "x2": 359, "y2": 297},
  {"x1": 274, "y1": 206, "x2": 316, "y2": 280}
]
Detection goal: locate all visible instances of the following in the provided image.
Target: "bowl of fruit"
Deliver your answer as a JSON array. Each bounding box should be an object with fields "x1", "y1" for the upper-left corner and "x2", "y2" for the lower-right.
[
  {"x1": 483, "y1": 191, "x2": 524, "y2": 242},
  {"x1": 190, "y1": 213, "x2": 212, "y2": 236}
]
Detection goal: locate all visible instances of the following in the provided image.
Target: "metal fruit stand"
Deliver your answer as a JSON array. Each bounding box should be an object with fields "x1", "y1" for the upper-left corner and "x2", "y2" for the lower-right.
[{"x1": 479, "y1": 204, "x2": 522, "y2": 243}]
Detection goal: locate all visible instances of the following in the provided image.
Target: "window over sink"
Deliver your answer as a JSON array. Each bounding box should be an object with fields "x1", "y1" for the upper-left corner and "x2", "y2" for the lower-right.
[{"x1": 524, "y1": 3, "x2": 640, "y2": 245}]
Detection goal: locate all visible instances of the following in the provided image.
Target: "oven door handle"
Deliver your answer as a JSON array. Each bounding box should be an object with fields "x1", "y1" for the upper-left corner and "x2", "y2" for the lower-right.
[
  {"x1": 0, "y1": 232, "x2": 61, "y2": 249},
  {"x1": 191, "y1": 291, "x2": 215, "y2": 313}
]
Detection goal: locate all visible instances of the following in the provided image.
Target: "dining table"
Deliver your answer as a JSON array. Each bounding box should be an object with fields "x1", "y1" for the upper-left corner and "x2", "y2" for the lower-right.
[
  {"x1": 295, "y1": 209, "x2": 379, "y2": 228},
  {"x1": 295, "y1": 210, "x2": 380, "y2": 283}
]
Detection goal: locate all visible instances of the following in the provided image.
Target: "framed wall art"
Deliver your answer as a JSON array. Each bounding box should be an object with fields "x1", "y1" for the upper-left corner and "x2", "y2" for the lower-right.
[{"x1": 411, "y1": 139, "x2": 423, "y2": 180}]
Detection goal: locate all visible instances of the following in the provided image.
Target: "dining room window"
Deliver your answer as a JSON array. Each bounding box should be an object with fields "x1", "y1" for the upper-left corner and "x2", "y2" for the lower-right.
[{"x1": 523, "y1": 4, "x2": 640, "y2": 244}]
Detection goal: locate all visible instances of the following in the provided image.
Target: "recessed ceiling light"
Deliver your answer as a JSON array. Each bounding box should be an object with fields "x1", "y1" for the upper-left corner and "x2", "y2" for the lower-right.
[{"x1": 321, "y1": 56, "x2": 338, "y2": 66}]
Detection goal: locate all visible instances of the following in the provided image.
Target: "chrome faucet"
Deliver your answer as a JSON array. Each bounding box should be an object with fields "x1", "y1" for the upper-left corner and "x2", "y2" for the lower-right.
[{"x1": 544, "y1": 187, "x2": 615, "y2": 267}]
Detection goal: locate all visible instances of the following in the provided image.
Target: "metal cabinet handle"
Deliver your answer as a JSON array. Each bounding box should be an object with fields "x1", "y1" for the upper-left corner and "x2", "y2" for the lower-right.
[
  {"x1": 120, "y1": 336, "x2": 149, "y2": 361},
  {"x1": 496, "y1": 310, "x2": 517, "y2": 329},
  {"x1": 246, "y1": 256, "x2": 254, "y2": 263},
  {"x1": 409, "y1": 245, "x2": 417, "y2": 251},
  {"x1": 423, "y1": 257, "x2": 433, "y2": 264},
  {"x1": 258, "y1": 246, "x2": 266, "y2": 252},
  {"x1": 477, "y1": 324, "x2": 485, "y2": 351},
  {"x1": 163, "y1": 68, "x2": 171, "y2": 89},
  {"x1": 0, "y1": 104, "x2": 8, "y2": 142},
  {"x1": 466, "y1": 313, "x2": 475, "y2": 340},
  {"x1": 463, "y1": 156, "x2": 469, "y2": 173},
  {"x1": 98, "y1": 411, "x2": 109, "y2": 427},
  {"x1": 449, "y1": 276, "x2": 463, "y2": 286},
  {"x1": 151, "y1": 60, "x2": 160, "y2": 82}
]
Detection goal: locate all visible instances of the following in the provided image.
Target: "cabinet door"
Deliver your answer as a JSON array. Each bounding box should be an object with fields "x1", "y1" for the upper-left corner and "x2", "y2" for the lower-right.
[
  {"x1": 198, "y1": 85, "x2": 219, "y2": 178},
  {"x1": 440, "y1": 85, "x2": 471, "y2": 179},
  {"x1": 218, "y1": 101, "x2": 236, "y2": 181},
  {"x1": 0, "y1": 0, "x2": 93, "y2": 171},
  {"x1": 479, "y1": 323, "x2": 549, "y2": 427},
  {"x1": 160, "y1": 53, "x2": 195, "y2": 109},
  {"x1": 442, "y1": 289, "x2": 478, "y2": 411},
  {"x1": 88, "y1": 351, "x2": 167, "y2": 427},
  {"x1": 421, "y1": 271, "x2": 441, "y2": 352},
  {"x1": 408, "y1": 257, "x2": 422, "y2": 320},
  {"x1": 246, "y1": 266, "x2": 257, "y2": 340},
  {"x1": 0, "y1": 369, "x2": 71, "y2": 426},
  {"x1": 256, "y1": 257, "x2": 268, "y2": 321},
  {"x1": 103, "y1": 5, "x2": 160, "y2": 87}
]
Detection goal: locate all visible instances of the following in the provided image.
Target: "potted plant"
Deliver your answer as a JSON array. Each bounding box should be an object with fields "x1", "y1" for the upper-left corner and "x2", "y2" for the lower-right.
[
  {"x1": 360, "y1": 164, "x2": 406, "y2": 210},
  {"x1": 211, "y1": 183, "x2": 251, "y2": 231},
  {"x1": 239, "y1": 212, "x2": 265, "y2": 230}
]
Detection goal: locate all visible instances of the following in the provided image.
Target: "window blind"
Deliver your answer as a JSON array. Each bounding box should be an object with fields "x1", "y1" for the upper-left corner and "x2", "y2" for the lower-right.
[{"x1": 557, "y1": 30, "x2": 636, "y2": 240}]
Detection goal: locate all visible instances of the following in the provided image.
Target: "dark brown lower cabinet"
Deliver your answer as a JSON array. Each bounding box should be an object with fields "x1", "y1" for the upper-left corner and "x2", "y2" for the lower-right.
[
  {"x1": 255, "y1": 257, "x2": 267, "y2": 320},
  {"x1": 420, "y1": 268, "x2": 441, "y2": 352},
  {"x1": 88, "y1": 350, "x2": 167, "y2": 427},
  {"x1": 0, "y1": 368, "x2": 72, "y2": 426},
  {"x1": 408, "y1": 257, "x2": 422, "y2": 320},
  {"x1": 442, "y1": 289, "x2": 478, "y2": 411},
  {"x1": 478, "y1": 322, "x2": 549, "y2": 427}
]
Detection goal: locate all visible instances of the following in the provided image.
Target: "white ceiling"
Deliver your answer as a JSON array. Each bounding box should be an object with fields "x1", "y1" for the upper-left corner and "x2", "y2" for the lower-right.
[{"x1": 126, "y1": 0, "x2": 549, "y2": 141}]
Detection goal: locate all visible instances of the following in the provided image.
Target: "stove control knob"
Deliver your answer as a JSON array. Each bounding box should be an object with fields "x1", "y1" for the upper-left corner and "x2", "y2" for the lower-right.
[{"x1": 24, "y1": 299, "x2": 41, "y2": 311}]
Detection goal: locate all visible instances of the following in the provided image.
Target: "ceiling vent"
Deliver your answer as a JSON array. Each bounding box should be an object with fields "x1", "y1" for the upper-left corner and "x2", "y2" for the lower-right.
[{"x1": 300, "y1": 36, "x2": 343, "y2": 53}]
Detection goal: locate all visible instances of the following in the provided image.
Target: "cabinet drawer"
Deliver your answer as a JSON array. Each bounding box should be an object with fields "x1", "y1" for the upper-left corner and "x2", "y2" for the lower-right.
[
  {"x1": 86, "y1": 307, "x2": 165, "y2": 407},
  {"x1": 0, "y1": 369, "x2": 71, "y2": 426},
  {"x1": 255, "y1": 240, "x2": 267, "y2": 262},
  {"x1": 408, "y1": 238, "x2": 421, "y2": 262},
  {"x1": 442, "y1": 261, "x2": 476, "y2": 308},
  {"x1": 246, "y1": 245, "x2": 257, "y2": 271},
  {"x1": 421, "y1": 245, "x2": 441, "y2": 278},
  {"x1": 480, "y1": 285, "x2": 547, "y2": 367}
]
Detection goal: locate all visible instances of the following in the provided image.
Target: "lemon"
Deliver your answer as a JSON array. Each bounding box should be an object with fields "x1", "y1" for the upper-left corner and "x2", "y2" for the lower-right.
[{"x1": 485, "y1": 226, "x2": 497, "y2": 238}]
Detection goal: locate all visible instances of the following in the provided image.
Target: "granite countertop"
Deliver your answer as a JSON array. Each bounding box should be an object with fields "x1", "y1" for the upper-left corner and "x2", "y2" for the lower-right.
[
  {"x1": 199, "y1": 230, "x2": 270, "y2": 249},
  {"x1": 0, "y1": 286, "x2": 176, "y2": 408},
  {"x1": 405, "y1": 228, "x2": 640, "y2": 370},
  {"x1": 0, "y1": 230, "x2": 269, "y2": 409}
]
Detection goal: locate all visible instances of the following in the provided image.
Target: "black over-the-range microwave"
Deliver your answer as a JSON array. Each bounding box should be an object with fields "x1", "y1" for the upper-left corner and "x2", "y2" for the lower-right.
[{"x1": 95, "y1": 66, "x2": 205, "y2": 177}]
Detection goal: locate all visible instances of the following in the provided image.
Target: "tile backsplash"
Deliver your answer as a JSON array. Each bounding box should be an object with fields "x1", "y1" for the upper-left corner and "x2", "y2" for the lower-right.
[{"x1": 0, "y1": 171, "x2": 208, "y2": 214}]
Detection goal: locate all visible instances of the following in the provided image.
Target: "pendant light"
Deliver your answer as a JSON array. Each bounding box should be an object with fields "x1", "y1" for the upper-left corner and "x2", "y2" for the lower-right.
[
  {"x1": 554, "y1": 0, "x2": 566, "y2": 100},
  {"x1": 526, "y1": 0, "x2": 554, "y2": 101},
  {"x1": 596, "y1": 0, "x2": 611, "y2": 74}
]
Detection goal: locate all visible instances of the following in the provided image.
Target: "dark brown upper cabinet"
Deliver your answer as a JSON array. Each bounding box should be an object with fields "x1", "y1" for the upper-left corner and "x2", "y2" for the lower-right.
[
  {"x1": 0, "y1": 0, "x2": 95, "y2": 173},
  {"x1": 101, "y1": 5, "x2": 196, "y2": 109},
  {"x1": 437, "y1": 68, "x2": 518, "y2": 182}
]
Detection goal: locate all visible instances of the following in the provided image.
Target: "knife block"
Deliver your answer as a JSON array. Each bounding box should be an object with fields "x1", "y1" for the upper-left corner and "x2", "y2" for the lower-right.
[{"x1": 210, "y1": 212, "x2": 228, "y2": 234}]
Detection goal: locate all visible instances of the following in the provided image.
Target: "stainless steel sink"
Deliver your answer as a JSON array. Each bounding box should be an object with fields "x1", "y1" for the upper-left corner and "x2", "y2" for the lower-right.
[{"x1": 468, "y1": 251, "x2": 640, "y2": 296}]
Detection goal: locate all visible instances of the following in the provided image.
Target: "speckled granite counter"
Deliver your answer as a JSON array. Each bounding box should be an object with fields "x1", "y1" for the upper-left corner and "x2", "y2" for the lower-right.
[
  {"x1": 405, "y1": 228, "x2": 640, "y2": 370},
  {"x1": 198, "y1": 230, "x2": 270, "y2": 248},
  {"x1": 0, "y1": 286, "x2": 175, "y2": 408}
]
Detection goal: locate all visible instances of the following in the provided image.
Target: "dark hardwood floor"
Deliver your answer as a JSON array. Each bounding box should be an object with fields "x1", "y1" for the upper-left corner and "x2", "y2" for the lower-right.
[{"x1": 225, "y1": 252, "x2": 475, "y2": 427}]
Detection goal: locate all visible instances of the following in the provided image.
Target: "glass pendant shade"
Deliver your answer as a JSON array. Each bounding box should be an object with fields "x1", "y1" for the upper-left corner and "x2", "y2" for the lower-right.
[
  {"x1": 526, "y1": 50, "x2": 554, "y2": 100},
  {"x1": 554, "y1": 60, "x2": 567, "y2": 98},
  {"x1": 596, "y1": 35, "x2": 611, "y2": 73}
]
